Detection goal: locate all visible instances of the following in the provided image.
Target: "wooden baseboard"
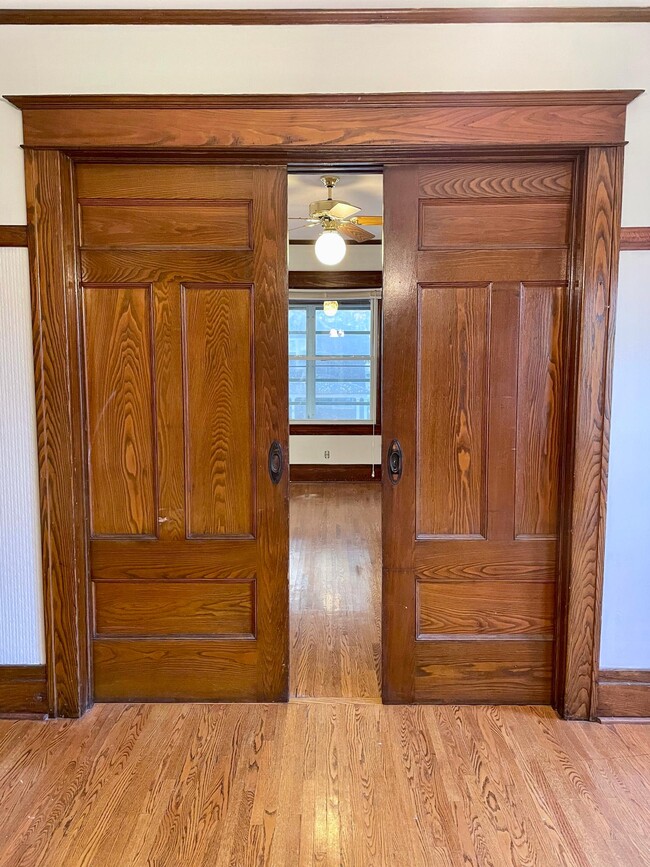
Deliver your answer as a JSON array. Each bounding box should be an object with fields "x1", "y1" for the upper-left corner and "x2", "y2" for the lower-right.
[
  {"x1": 596, "y1": 669, "x2": 650, "y2": 721},
  {"x1": 0, "y1": 665, "x2": 48, "y2": 717},
  {"x1": 290, "y1": 463, "x2": 381, "y2": 482}
]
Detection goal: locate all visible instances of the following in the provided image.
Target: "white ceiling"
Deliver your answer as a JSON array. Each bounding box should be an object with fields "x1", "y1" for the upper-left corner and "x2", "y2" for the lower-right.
[{"x1": 288, "y1": 172, "x2": 383, "y2": 243}]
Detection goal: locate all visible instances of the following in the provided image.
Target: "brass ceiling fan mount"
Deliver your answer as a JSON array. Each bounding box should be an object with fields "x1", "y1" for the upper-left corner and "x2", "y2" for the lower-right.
[{"x1": 290, "y1": 175, "x2": 383, "y2": 244}]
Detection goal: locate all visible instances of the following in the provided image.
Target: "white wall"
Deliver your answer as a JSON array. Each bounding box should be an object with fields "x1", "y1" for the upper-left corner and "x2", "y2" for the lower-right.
[
  {"x1": 0, "y1": 247, "x2": 44, "y2": 664},
  {"x1": 0, "y1": 20, "x2": 648, "y2": 666},
  {"x1": 600, "y1": 251, "x2": 650, "y2": 669}
]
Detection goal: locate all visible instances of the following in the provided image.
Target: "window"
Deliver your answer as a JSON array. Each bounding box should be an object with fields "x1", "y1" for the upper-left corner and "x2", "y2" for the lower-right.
[{"x1": 289, "y1": 299, "x2": 378, "y2": 423}]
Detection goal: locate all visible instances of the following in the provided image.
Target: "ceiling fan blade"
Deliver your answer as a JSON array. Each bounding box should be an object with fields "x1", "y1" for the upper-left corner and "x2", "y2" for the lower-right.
[
  {"x1": 289, "y1": 223, "x2": 317, "y2": 232},
  {"x1": 338, "y1": 223, "x2": 376, "y2": 243},
  {"x1": 329, "y1": 201, "x2": 361, "y2": 220},
  {"x1": 353, "y1": 216, "x2": 383, "y2": 226},
  {"x1": 289, "y1": 216, "x2": 313, "y2": 221}
]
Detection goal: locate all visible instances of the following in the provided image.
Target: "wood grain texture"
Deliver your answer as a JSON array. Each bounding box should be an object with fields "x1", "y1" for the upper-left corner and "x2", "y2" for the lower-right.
[
  {"x1": 10, "y1": 94, "x2": 637, "y2": 151},
  {"x1": 81, "y1": 249, "x2": 254, "y2": 285},
  {"x1": 91, "y1": 538, "x2": 257, "y2": 581},
  {"x1": 597, "y1": 670, "x2": 650, "y2": 720},
  {"x1": 417, "y1": 580, "x2": 555, "y2": 636},
  {"x1": 93, "y1": 580, "x2": 255, "y2": 638},
  {"x1": 0, "y1": 704, "x2": 649, "y2": 863},
  {"x1": 3, "y1": 7, "x2": 650, "y2": 24},
  {"x1": 290, "y1": 424, "x2": 380, "y2": 436},
  {"x1": 288, "y1": 270, "x2": 382, "y2": 290},
  {"x1": 417, "y1": 284, "x2": 488, "y2": 538},
  {"x1": 382, "y1": 166, "x2": 418, "y2": 701},
  {"x1": 182, "y1": 284, "x2": 254, "y2": 537},
  {"x1": 384, "y1": 162, "x2": 571, "y2": 707},
  {"x1": 0, "y1": 666, "x2": 48, "y2": 716},
  {"x1": 414, "y1": 538, "x2": 557, "y2": 580},
  {"x1": 0, "y1": 224, "x2": 28, "y2": 246},
  {"x1": 418, "y1": 162, "x2": 574, "y2": 199},
  {"x1": 0, "y1": 703, "x2": 649, "y2": 864},
  {"x1": 82, "y1": 285, "x2": 156, "y2": 537},
  {"x1": 79, "y1": 199, "x2": 251, "y2": 249},
  {"x1": 620, "y1": 226, "x2": 650, "y2": 250},
  {"x1": 78, "y1": 163, "x2": 288, "y2": 703},
  {"x1": 25, "y1": 149, "x2": 89, "y2": 718},
  {"x1": 290, "y1": 464, "x2": 381, "y2": 482},
  {"x1": 415, "y1": 638, "x2": 553, "y2": 704},
  {"x1": 515, "y1": 284, "x2": 566, "y2": 537},
  {"x1": 76, "y1": 162, "x2": 254, "y2": 199},
  {"x1": 93, "y1": 640, "x2": 258, "y2": 702},
  {"x1": 419, "y1": 199, "x2": 570, "y2": 250},
  {"x1": 252, "y1": 166, "x2": 290, "y2": 701},
  {"x1": 416, "y1": 248, "x2": 569, "y2": 283},
  {"x1": 290, "y1": 483, "x2": 380, "y2": 701},
  {"x1": 562, "y1": 147, "x2": 623, "y2": 721},
  {"x1": 597, "y1": 673, "x2": 650, "y2": 719}
]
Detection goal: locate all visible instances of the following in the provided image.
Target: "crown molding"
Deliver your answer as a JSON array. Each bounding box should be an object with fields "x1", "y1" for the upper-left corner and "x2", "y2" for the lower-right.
[
  {"x1": 5, "y1": 90, "x2": 643, "y2": 111},
  {"x1": 1, "y1": 7, "x2": 650, "y2": 26}
]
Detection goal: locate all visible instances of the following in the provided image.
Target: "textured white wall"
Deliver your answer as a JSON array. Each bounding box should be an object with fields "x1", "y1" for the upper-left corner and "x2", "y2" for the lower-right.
[
  {"x1": 0, "y1": 247, "x2": 44, "y2": 664},
  {"x1": 0, "y1": 21, "x2": 648, "y2": 666},
  {"x1": 600, "y1": 251, "x2": 650, "y2": 669}
]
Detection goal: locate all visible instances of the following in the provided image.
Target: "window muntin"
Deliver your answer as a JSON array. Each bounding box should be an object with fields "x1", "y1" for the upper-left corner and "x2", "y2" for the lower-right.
[{"x1": 288, "y1": 299, "x2": 377, "y2": 423}]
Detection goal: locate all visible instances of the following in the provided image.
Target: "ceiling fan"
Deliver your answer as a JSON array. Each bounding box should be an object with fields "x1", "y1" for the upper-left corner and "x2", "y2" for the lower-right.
[{"x1": 289, "y1": 175, "x2": 383, "y2": 264}]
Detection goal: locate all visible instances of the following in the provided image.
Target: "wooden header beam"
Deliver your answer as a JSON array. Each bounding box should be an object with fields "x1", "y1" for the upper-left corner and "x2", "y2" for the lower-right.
[{"x1": 4, "y1": 91, "x2": 642, "y2": 151}]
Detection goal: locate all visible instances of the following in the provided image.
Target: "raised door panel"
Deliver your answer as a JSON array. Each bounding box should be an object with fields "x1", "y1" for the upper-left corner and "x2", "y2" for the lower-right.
[
  {"x1": 416, "y1": 284, "x2": 488, "y2": 538},
  {"x1": 516, "y1": 284, "x2": 566, "y2": 538},
  {"x1": 94, "y1": 580, "x2": 255, "y2": 637},
  {"x1": 419, "y1": 199, "x2": 570, "y2": 250},
  {"x1": 417, "y1": 162, "x2": 573, "y2": 199},
  {"x1": 79, "y1": 200, "x2": 252, "y2": 250},
  {"x1": 414, "y1": 639, "x2": 553, "y2": 704},
  {"x1": 82, "y1": 284, "x2": 156, "y2": 537},
  {"x1": 182, "y1": 284, "x2": 254, "y2": 538},
  {"x1": 416, "y1": 579, "x2": 555, "y2": 636}
]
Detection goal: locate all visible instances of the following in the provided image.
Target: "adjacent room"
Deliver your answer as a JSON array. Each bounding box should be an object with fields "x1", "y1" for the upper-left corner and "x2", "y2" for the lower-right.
[{"x1": 288, "y1": 172, "x2": 383, "y2": 701}]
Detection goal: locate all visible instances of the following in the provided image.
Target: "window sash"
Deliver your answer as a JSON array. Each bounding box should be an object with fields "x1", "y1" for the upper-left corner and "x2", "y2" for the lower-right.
[{"x1": 288, "y1": 299, "x2": 378, "y2": 424}]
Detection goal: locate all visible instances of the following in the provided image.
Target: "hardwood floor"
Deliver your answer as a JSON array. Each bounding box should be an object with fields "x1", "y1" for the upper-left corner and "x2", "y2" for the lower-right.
[
  {"x1": 1, "y1": 704, "x2": 649, "y2": 865},
  {"x1": 1, "y1": 482, "x2": 649, "y2": 865},
  {"x1": 290, "y1": 482, "x2": 381, "y2": 701}
]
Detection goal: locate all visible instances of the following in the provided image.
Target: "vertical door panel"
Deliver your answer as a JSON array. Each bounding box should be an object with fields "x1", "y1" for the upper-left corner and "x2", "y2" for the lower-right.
[
  {"x1": 383, "y1": 162, "x2": 572, "y2": 704},
  {"x1": 182, "y1": 284, "x2": 254, "y2": 538},
  {"x1": 77, "y1": 163, "x2": 288, "y2": 702},
  {"x1": 417, "y1": 284, "x2": 488, "y2": 539},
  {"x1": 83, "y1": 285, "x2": 156, "y2": 538}
]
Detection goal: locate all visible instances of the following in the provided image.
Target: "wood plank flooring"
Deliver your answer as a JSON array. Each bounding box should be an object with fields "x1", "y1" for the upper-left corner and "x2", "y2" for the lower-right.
[
  {"x1": 290, "y1": 482, "x2": 381, "y2": 701},
  {"x1": 0, "y1": 482, "x2": 649, "y2": 865}
]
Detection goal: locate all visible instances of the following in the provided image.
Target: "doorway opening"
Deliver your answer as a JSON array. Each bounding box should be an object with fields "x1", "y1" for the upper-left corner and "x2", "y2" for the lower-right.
[{"x1": 287, "y1": 170, "x2": 383, "y2": 701}]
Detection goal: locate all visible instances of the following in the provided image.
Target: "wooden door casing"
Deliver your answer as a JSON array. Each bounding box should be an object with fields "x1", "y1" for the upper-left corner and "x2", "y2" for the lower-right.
[
  {"x1": 383, "y1": 161, "x2": 573, "y2": 704},
  {"x1": 76, "y1": 164, "x2": 289, "y2": 702}
]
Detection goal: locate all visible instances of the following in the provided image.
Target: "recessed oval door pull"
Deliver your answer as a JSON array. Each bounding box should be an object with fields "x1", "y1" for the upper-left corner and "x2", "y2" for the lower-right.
[
  {"x1": 387, "y1": 439, "x2": 403, "y2": 484},
  {"x1": 268, "y1": 440, "x2": 284, "y2": 485}
]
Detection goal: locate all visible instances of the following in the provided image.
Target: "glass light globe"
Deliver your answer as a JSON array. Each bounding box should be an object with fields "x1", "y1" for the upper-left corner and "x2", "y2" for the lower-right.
[
  {"x1": 323, "y1": 300, "x2": 339, "y2": 317},
  {"x1": 314, "y1": 230, "x2": 346, "y2": 266}
]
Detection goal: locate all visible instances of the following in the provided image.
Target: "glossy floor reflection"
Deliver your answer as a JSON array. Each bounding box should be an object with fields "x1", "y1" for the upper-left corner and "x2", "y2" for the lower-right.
[{"x1": 290, "y1": 481, "x2": 381, "y2": 701}]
